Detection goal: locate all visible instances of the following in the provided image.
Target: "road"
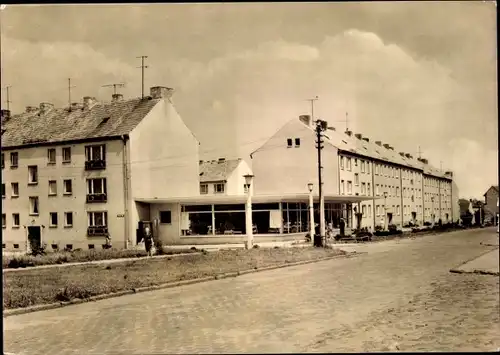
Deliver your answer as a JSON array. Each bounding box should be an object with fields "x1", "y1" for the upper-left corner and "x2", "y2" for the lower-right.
[{"x1": 3, "y1": 228, "x2": 499, "y2": 354}]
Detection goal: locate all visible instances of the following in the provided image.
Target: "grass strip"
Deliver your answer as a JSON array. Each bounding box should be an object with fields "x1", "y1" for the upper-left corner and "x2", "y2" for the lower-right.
[{"x1": 3, "y1": 247, "x2": 347, "y2": 310}]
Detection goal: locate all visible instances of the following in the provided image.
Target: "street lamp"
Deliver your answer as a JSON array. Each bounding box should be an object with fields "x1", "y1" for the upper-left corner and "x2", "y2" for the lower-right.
[
  {"x1": 308, "y1": 183, "x2": 314, "y2": 243},
  {"x1": 243, "y1": 174, "x2": 254, "y2": 250},
  {"x1": 383, "y1": 191, "x2": 388, "y2": 230}
]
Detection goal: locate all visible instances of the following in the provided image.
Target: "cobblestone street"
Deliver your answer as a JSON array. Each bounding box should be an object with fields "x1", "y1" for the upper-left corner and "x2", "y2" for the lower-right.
[{"x1": 3, "y1": 228, "x2": 499, "y2": 354}]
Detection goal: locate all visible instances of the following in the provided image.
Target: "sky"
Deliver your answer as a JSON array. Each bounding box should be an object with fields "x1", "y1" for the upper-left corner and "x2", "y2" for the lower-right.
[{"x1": 0, "y1": 2, "x2": 497, "y2": 199}]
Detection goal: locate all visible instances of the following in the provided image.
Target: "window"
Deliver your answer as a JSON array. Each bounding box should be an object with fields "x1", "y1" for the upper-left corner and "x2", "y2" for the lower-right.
[
  {"x1": 396, "y1": 187, "x2": 400, "y2": 197},
  {"x1": 11, "y1": 182, "x2": 19, "y2": 197},
  {"x1": 354, "y1": 159, "x2": 358, "y2": 166},
  {"x1": 28, "y1": 165, "x2": 38, "y2": 184},
  {"x1": 66, "y1": 244, "x2": 73, "y2": 251},
  {"x1": 361, "y1": 160, "x2": 365, "y2": 173},
  {"x1": 10, "y1": 152, "x2": 18, "y2": 168},
  {"x1": 362, "y1": 205, "x2": 367, "y2": 215},
  {"x1": 2, "y1": 214, "x2": 5, "y2": 228},
  {"x1": 52, "y1": 244, "x2": 59, "y2": 250},
  {"x1": 47, "y1": 148, "x2": 56, "y2": 164},
  {"x1": 376, "y1": 184, "x2": 380, "y2": 196},
  {"x1": 295, "y1": 138, "x2": 301, "y2": 147},
  {"x1": 347, "y1": 181, "x2": 352, "y2": 195},
  {"x1": 367, "y1": 204, "x2": 372, "y2": 217},
  {"x1": 340, "y1": 156, "x2": 344, "y2": 170},
  {"x1": 361, "y1": 182, "x2": 366, "y2": 195},
  {"x1": 287, "y1": 138, "x2": 293, "y2": 148},
  {"x1": 29, "y1": 196, "x2": 39, "y2": 215},
  {"x1": 88, "y1": 244, "x2": 95, "y2": 250},
  {"x1": 63, "y1": 179, "x2": 73, "y2": 195},
  {"x1": 87, "y1": 178, "x2": 107, "y2": 194},
  {"x1": 50, "y1": 212, "x2": 58, "y2": 227},
  {"x1": 88, "y1": 211, "x2": 108, "y2": 227},
  {"x1": 160, "y1": 210, "x2": 172, "y2": 224},
  {"x1": 48, "y1": 180, "x2": 57, "y2": 196},
  {"x1": 62, "y1": 147, "x2": 71, "y2": 163},
  {"x1": 1, "y1": 183, "x2": 4, "y2": 198},
  {"x1": 200, "y1": 184, "x2": 208, "y2": 194},
  {"x1": 85, "y1": 144, "x2": 106, "y2": 161},
  {"x1": 354, "y1": 174, "x2": 359, "y2": 186},
  {"x1": 2, "y1": 244, "x2": 5, "y2": 249},
  {"x1": 214, "y1": 183, "x2": 225, "y2": 194},
  {"x1": 64, "y1": 212, "x2": 73, "y2": 227},
  {"x1": 12, "y1": 213, "x2": 20, "y2": 228},
  {"x1": 376, "y1": 205, "x2": 380, "y2": 216},
  {"x1": 340, "y1": 180, "x2": 345, "y2": 195},
  {"x1": 1, "y1": 153, "x2": 4, "y2": 169},
  {"x1": 14, "y1": 244, "x2": 19, "y2": 249},
  {"x1": 367, "y1": 162, "x2": 370, "y2": 174},
  {"x1": 346, "y1": 158, "x2": 352, "y2": 171},
  {"x1": 367, "y1": 183, "x2": 371, "y2": 196}
]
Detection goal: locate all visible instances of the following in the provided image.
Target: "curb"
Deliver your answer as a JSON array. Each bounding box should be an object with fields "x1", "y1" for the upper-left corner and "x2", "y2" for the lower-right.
[
  {"x1": 449, "y1": 247, "x2": 499, "y2": 276},
  {"x1": 3, "y1": 251, "x2": 362, "y2": 318}
]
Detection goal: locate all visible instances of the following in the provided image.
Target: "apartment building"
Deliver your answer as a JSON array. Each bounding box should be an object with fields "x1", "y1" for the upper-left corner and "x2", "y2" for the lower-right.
[
  {"x1": 199, "y1": 158, "x2": 252, "y2": 195},
  {"x1": 1, "y1": 86, "x2": 200, "y2": 252}
]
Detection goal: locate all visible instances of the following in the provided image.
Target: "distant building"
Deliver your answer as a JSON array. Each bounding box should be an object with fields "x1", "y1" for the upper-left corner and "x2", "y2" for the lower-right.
[
  {"x1": 483, "y1": 185, "x2": 499, "y2": 225},
  {"x1": 199, "y1": 158, "x2": 252, "y2": 196}
]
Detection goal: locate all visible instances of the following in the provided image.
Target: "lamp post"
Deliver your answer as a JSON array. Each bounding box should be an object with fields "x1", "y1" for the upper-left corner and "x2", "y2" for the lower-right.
[
  {"x1": 244, "y1": 174, "x2": 254, "y2": 250},
  {"x1": 431, "y1": 196, "x2": 435, "y2": 227},
  {"x1": 383, "y1": 191, "x2": 388, "y2": 230},
  {"x1": 308, "y1": 183, "x2": 315, "y2": 243}
]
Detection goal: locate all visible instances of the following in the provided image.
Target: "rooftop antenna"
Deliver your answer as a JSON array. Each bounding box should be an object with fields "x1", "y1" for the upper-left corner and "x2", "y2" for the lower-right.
[
  {"x1": 345, "y1": 111, "x2": 349, "y2": 132},
  {"x1": 2, "y1": 85, "x2": 12, "y2": 110},
  {"x1": 102, "y1": 83, "x2": 126, "y2": 95},
  {"x1": 136, "y1": 56, "x2": 148, "y2": 99},
  {"x1": 417, "y1": 146, "x2": 423, "y2": 159},
  {"x1": 306, "y1": 96, "x2": 319, "y2": 122},
  {"x1": 68, "y1": 78, "x2": 76, "y2": 111}
]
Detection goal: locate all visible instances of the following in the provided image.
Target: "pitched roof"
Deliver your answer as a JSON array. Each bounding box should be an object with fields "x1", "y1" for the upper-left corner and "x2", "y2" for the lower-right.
[
  {"x1": 484, "y1": 185, "x2": 499, "y2": 196},
  {"x1": 1, "y1": 98, "x2": 160, "y2": 148},
  {"x1": 199, "y1": 159, "x2": 242, "y2": 182}
]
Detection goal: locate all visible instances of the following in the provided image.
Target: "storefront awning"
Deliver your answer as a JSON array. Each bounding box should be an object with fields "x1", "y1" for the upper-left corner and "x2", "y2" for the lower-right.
[{"x1": 135, "y1": 193, "x2": 379, "y2": 205}]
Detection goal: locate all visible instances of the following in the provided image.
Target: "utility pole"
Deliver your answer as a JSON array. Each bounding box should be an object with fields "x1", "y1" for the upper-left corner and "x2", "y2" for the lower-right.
[
  {"x1": 2, "y1": 85, "x2": 12, "y2": 110},
  {"x1": 315, "y1": 119, "x2": 327, "y2": 247},
  {"x1": 102, "y1": 83, "x2": 126, "y2": 95},
  {"x1": 137, "y1": 56, "x2": 148, "y2": 99},
  {"x1": 67, "y1": 78, "x2": 76, "y2": 111}
]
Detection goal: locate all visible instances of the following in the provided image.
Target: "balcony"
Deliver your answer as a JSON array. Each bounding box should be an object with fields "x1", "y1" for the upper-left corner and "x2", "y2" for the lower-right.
[
  {"x1": 87, "y1": 226, "x2": 109, "y2": 236},
  {"x1": 86, "y1": 193, "x2": 107, "y2": 203},
  {"x1": 85, "y1": 159, "x2": 106, "y2": 170}
]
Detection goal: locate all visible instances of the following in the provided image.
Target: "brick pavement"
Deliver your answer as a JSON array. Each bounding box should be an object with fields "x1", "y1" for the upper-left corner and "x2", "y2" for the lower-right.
[{"x1": 3, "y1": 228, "x2": 499, "y2": 354}]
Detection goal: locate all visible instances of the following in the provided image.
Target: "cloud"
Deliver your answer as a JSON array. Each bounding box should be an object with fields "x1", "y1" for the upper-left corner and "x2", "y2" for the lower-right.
[{"x1": 1, "y1": 29, "x2": 496, "y2": 199}]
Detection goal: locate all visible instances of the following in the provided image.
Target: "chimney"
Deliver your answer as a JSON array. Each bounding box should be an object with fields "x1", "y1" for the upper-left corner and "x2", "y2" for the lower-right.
[
  {"x1": 354, "y1": 133, "x2": 362, "y2": 140},
  {"x1": 345, "y1": 130, "x2": 352, "y2": 136},
  {"x1": 112, "y1": 93, "x2": 124, "y2": 102},
  {"x1": 150, "y1": 86, "x2": 174, "y2": 100},
  {"x1": 375, "y1": 141, "x2": 382, "y2": 146},
  {"x1": 362, "y1": 137, "x2": 370, "y2": 142},
  {"x1": 1, "y1": 109, "x2": 11, "y2": 120},
  {"x1": 383, "y1": 143, "x2": 390, "y2": 149},
  {"x1": 399, "y1": 152, "x2": 405, "y2": 157},
  {"x1": 83, "y1": 97, "x2": 98, "y2": 110},
  {"x1": 39, "y1": 102, "x2": 54, "y2": 115},
  {"x1": 26, "y1": 106, "x2": 39, "y2": 113},
  {"x1": 299, "y1": 114, "x2": 312, "y2": 127}
]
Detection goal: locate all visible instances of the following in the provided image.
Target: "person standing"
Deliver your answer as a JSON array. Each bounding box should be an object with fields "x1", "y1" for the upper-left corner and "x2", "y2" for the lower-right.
[
  {"x1": 144, "y1": 225, "x2": 153, "y2": 257},
  {"x1": 340, "y1": 218, "x2": 345, "y2": 237}
]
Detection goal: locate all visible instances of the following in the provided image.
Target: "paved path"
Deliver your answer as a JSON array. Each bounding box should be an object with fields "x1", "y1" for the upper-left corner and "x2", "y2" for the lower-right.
[{"x1": 4, "y1": 228, "x2": 499, "y2": 354}]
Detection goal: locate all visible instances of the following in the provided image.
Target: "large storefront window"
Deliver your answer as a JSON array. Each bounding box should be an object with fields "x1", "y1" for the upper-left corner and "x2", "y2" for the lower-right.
[
  {"x1": 214, "y1": 204, "x2": 245, "y2": 235},
  {"x1": 253, "y1": 203, "x2": 281, "y2": 234},
  {"x1": 181, "y1": 205, "x2": 212, "y2": 235},
  {"x1": 281, "y1": 203, "x2": 310, "y2": 234}
]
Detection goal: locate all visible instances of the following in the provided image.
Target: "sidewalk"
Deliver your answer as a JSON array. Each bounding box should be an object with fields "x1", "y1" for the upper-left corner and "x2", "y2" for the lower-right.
[{"x1": 453, "y1": 248, "x2": 499, "y2": 275}]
